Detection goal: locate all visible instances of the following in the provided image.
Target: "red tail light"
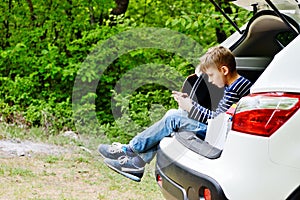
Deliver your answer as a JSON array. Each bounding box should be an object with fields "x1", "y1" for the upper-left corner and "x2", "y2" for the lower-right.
[
  {"x1": 157, "y1": 174, "x2": 163, "y2": 188},
  {"x1": 203, "y1": 188, "x2": 212, "y2": 200},
  {"x1": 232, "y1": 93, "x2": 300, "y2": 137},
  {"x1": 199, "y1": 187, "x2": 212, "y2": 200}
]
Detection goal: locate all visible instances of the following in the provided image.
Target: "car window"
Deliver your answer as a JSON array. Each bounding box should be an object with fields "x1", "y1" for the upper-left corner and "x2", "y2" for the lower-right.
[{"x1": 276, "y1": 30, "x2": 298, "y2": 47}]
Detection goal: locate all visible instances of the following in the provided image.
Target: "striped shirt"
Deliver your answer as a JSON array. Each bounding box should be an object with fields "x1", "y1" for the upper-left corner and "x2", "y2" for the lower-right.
[{"x1": 188, "y1": 76, "x2": 252, "y2": 124}]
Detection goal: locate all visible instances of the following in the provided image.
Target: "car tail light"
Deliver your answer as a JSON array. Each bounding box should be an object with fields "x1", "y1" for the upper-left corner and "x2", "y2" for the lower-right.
[
  {"x1": 232, "y1": 92, "x2": 300, "y2": 137},
  {"x1": 199, "y1": 187, "x2": 212, "y2": 200},
  {"x1": 203, "y1": 188, "x2": 212, "y2": 200},
  {"x1": 157, "y1": 174, "x2": 163, "y2": 188}
]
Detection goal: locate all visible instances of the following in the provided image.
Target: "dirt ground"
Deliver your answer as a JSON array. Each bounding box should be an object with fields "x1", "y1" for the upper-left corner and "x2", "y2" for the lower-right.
[
  {"x1": 0, "y1": 139, "x2": 70, "y2": 158},
  {"x1": 0, "y1": 139, "x2": 164, "y2": 200}
]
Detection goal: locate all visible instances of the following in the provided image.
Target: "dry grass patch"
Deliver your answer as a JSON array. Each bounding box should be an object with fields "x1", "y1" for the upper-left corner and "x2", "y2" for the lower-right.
[{"x1": 0, "y1": 145, "x2": 164, "y2": 200}]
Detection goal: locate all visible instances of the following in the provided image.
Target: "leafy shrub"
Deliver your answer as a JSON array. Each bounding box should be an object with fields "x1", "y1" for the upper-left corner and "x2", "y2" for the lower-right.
[{"x1": 0, "y1": 0, "x2": 251, "y2": 143}]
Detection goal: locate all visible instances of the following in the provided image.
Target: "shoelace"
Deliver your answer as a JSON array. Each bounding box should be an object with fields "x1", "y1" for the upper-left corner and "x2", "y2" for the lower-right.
[
  {"x1": 118, "y1": 155, "x2": 129, "y2": 165},
  {"x1": 108, "y1": 142, "x2": 123, "y2": 154}
]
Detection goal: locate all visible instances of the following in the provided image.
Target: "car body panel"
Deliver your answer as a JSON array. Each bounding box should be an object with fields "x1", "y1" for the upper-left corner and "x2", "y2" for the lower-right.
[
  {"x1": 269, "y1": 109, "x2": 300, "y2": 169},
  {"x1": 158, "y1": 127, "x2": 300, "y2": 199}
]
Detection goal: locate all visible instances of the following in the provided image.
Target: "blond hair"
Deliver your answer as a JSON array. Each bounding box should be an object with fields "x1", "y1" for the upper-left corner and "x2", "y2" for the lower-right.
[{"x1": 199, "y1": 46, "x2": 236, "y2": 74}]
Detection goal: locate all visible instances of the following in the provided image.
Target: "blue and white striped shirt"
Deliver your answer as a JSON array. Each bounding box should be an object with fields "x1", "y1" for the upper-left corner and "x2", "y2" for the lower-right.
[{"x1": 188, "y1": 76, "x2": 252, "y2": 124}]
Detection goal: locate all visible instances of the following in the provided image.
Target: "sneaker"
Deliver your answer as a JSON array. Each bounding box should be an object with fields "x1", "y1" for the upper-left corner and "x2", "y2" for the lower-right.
[
  {"x1": 98, "y1": 142, "x2": 136, "y2": 159},
  {"x1": 98, "y1": 142, "x2": 126, "y2": 159},
  {"x1": 104, "y1": 156, "x2": 145, "y2": 182}
]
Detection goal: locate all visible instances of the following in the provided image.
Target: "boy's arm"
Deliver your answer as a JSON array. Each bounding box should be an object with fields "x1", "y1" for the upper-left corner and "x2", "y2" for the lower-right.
[
  {"x1": 188, "y1": 76, "x2": 252, "y2": 124},
  {"x1": 172, "y1": 91, "x2": 193, "y2": 111},
  {"x1": 188, "y1": 102, "x2": 215, "y2": 124},
  {"x1": 181, "y1": 73, "x2": 213, "y2": 110}
]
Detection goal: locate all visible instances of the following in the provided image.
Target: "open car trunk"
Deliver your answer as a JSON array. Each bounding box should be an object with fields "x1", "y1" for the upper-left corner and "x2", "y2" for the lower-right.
[{"x1": 175, "y1": 6, "x2": 300, "y2": 159}]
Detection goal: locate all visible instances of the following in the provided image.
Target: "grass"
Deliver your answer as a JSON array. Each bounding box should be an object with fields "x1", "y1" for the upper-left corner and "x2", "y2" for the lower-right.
[{"x1": 0, "y1": 123, "x2": 164, "y2": 200}]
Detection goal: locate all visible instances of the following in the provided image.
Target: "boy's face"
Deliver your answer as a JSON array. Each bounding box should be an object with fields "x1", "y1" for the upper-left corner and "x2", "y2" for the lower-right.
[{"x1": 205, "y1": 66, "x2": 226, "y2": 88}]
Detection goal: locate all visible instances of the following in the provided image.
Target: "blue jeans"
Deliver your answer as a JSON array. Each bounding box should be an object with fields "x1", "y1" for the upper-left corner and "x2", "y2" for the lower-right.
[{"x1": 129, "y1": 109, "x2": 207, "y2": 163}]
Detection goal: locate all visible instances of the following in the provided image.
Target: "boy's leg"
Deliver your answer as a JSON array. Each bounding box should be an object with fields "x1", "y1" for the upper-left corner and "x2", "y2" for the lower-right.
[
  {"x1": 99, "y1": 108, "x2": 206, "y2": 181},
  {"x1": 98, "y1": 109, "x2": 185, "y2": 159},
  {"x1": 100, "y1": 108, "x2": 207, "y2": 160},
  {"x1": 129, "y1": 109, "x2": 206, "y2": 163}
]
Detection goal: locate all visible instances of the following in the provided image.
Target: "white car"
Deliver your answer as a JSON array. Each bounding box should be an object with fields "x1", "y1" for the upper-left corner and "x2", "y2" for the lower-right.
[{"x1": 155, "y1": 1, "x2": 300, "y2": 199}]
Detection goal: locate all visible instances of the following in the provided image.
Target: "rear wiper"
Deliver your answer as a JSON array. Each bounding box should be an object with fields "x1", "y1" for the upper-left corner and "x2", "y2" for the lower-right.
[
  {"x1": 209, "y1": 0, "x2": 244, "y2": 34},
  {"x1": 265, "y1": 0, "x2": 300, "y2": 35}
]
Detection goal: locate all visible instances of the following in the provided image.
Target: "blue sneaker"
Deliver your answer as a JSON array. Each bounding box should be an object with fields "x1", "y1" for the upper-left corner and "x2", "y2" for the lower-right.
[
  {"x1": 98, "y1": 142, "x2": 126, "y2": 159},
  {"x1": 104, "y1": 156, "x2": 145, "y2": 182},
  {"x1": 98, "y1": 142, "x2": 136, "y2": 159}
]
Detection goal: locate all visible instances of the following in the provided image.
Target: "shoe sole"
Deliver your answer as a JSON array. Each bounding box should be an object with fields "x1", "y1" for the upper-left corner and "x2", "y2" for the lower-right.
[{"x1": 104, "y1": 159, "x2": 142, "y2": 182}]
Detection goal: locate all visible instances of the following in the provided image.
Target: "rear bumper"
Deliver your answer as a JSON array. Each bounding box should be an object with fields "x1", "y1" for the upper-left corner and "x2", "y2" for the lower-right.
[
  {"x1": 155, "y1": 131, "x2": 300, "y2": 199},
  {"x1": 156, "y1": 163, "x2": 187, "y2": 200},
  {"x1": 155, "y1": 148, "x2": 228, "y2": 200}
]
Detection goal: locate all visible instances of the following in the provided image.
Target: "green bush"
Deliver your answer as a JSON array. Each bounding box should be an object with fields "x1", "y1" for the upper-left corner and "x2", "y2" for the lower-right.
[{"x1": 0, "y1": 0, "x2": 251, "y2": 143}]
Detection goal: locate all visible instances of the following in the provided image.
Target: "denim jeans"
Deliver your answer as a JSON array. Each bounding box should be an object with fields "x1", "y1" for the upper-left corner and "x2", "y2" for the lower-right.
[{"x1": 129, "y1": 108, "x2": 207, "y2": 163}]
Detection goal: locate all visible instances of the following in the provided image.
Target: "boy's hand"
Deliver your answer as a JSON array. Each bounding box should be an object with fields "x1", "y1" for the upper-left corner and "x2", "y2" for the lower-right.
[
  {"x1": 172, "y1": 91, "x2": 193, "y2": 112},
  {"x1": 172, "y1": 91, "x2": 188, "y2": 98}
]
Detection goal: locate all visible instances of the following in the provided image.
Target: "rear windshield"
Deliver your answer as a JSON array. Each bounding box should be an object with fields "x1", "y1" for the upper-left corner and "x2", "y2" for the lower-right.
[{"x1": 276, "y1": 31, "x2": 298, "y2": 47}]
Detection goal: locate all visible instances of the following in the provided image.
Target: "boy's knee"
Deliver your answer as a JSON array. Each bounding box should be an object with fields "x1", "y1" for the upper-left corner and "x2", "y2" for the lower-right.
[{"x1": 165, "y1": 108, "x2": 187, "y2": 117}]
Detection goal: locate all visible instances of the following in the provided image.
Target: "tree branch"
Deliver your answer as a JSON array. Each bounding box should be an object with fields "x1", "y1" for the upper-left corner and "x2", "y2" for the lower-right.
[
  {"x1": 26, "y1": 0, "x2": 36, "y2": 21},
  {"x1": 111, "y1": 0, "x2": 129, "y2": 15}
]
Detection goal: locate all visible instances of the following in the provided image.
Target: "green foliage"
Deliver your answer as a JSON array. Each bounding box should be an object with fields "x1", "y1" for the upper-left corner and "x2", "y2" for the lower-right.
[
  {"x1": 44, "y1": 155, "x2": 60, "y2": 164},
  {"x1": 0, "y1": 164, "x2": 35, "y2": 177},
  {"x1": 100, "y1": 88, "x2": 178, "y2": 143},
  {"x1": 164, "y1": 2, "x2": 252, "y2": 46},
  {"x1": 0, "y1": 0, "x2": 251, "y2": 142}
]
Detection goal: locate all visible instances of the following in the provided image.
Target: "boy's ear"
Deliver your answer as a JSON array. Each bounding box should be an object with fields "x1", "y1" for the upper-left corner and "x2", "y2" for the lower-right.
[{"x1": 221, "y1": 66, "x2": 229, "y2": 75}]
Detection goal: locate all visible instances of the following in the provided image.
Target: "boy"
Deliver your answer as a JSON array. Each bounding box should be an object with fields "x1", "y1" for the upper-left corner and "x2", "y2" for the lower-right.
[{"x1": 98, "y1": 46, "x2": 252, "y2": 182}]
